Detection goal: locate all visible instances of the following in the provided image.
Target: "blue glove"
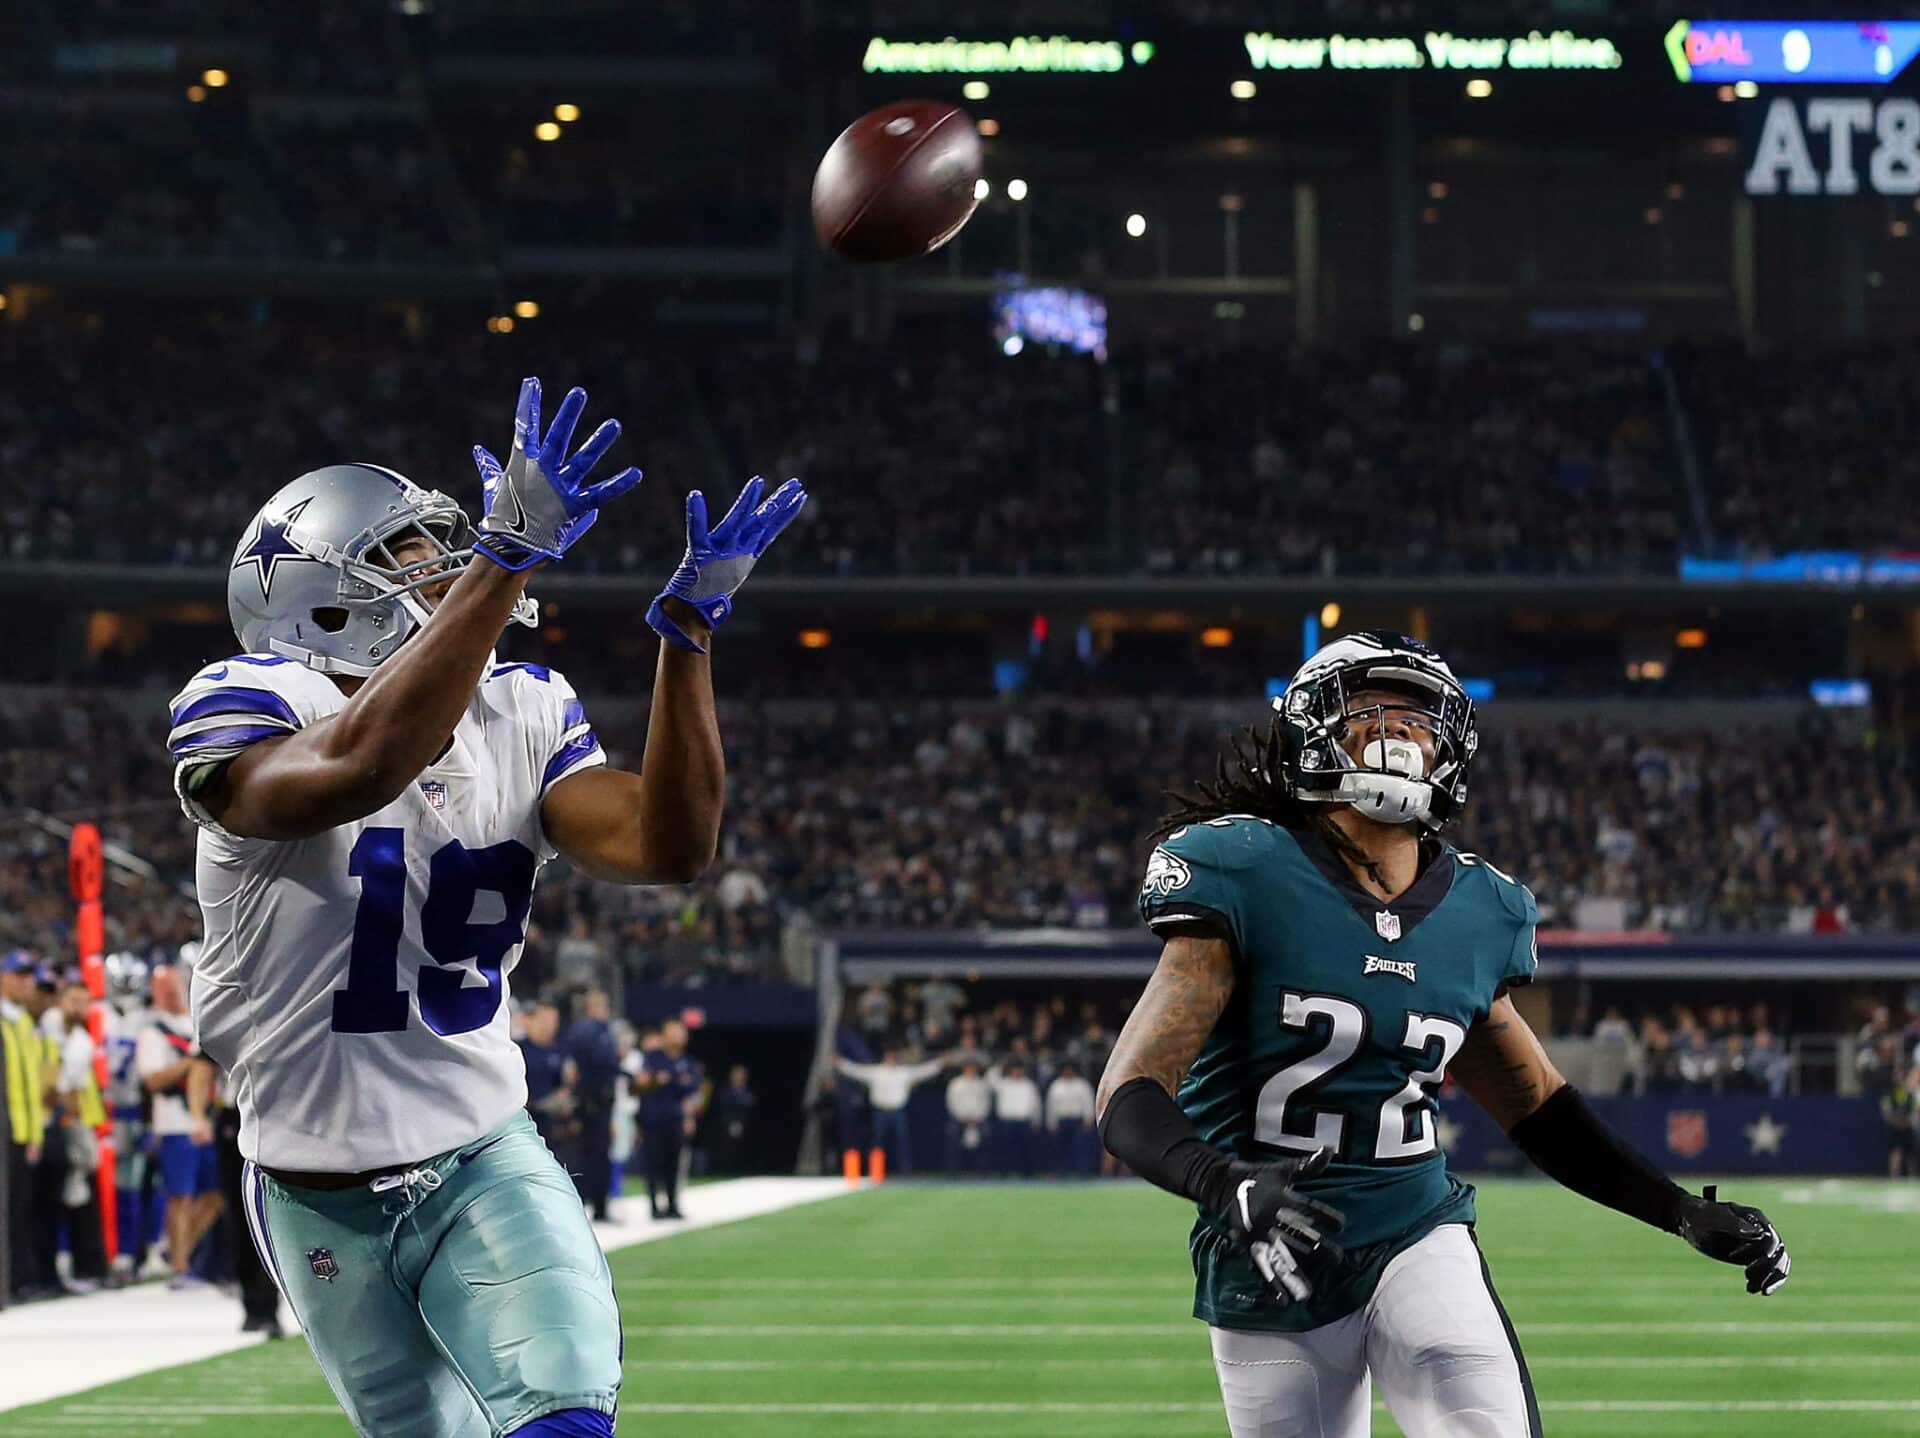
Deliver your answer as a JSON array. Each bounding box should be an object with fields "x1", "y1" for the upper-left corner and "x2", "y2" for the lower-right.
[
  {"x1": 648, "y1": 476, "x2": 808, "y2": 652},
  {"x1": 473, "y1": 377, "x2": 643, "y2": 571}
]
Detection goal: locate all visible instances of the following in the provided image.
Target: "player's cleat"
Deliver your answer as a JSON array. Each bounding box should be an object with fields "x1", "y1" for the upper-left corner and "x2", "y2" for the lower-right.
[
  {"x1": 1678, "y1": 1184, "x2": 1791, "y2": 1295},
  {"x1": 1222, "y1": 1149, "x2": 1346, "y2": 1306},
  {"x1": 473, "y1": 377, "x2": 643, "y2": 571}
]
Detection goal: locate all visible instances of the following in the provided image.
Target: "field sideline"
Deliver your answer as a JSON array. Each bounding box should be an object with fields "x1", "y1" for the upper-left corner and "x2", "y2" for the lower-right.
[{"x1": 8, "y1": 1175, "x2": 1919, "y2": 1437}]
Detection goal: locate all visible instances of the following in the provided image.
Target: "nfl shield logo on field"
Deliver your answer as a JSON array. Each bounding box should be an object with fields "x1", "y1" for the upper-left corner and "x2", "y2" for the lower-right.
[
  {"x1": 1375, "y1": 910, "x2": 1402, "y2": 942},
  {"x1": 419, "y1": 779, "x2": 447, "y2": 810},
  {"x1": 307, "y1": 1247, "x2": 340, "y2": 1282},
  {"x1": 1665, "y1": 1109, "x2": 1709, "y2": 1160}
]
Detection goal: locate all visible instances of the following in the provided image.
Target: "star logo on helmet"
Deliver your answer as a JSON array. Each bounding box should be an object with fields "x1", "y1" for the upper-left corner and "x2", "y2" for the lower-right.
[{"x1": 233, "y1": 497, "x2": 314, "y2": 602}]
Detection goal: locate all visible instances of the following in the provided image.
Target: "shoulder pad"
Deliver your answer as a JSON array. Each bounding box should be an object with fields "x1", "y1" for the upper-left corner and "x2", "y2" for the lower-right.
[
  {"x1": 1454, "y1": 849, "x2": 1537, "y2": 925},
  {"x1": 1157, "y1": 814, "x2": 1277, "y2": 873}
]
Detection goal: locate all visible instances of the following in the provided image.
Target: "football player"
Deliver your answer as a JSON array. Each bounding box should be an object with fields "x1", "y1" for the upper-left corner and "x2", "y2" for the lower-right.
[
  {"x1": 1097, "y1": 632, "x2": 1791, "y2": 1438},
  {"x1": 165, "y1": 378, "x2": 805, "y2": 1438}
]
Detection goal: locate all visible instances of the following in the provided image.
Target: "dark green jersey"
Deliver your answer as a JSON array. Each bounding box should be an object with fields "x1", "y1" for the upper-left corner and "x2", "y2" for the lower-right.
[{"x1": 1137, "y1": 814, "x2": 1538, "y2": 1332}]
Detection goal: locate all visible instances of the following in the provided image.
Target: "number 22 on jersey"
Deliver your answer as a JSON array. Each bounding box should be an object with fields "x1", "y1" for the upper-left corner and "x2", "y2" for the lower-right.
[
  {"x1": 1255, "y1": 992, "x2": 1466, "y2": 1163},
  {"x1": 331, "y1": 828, "x2": 537, "y2": 1038}
]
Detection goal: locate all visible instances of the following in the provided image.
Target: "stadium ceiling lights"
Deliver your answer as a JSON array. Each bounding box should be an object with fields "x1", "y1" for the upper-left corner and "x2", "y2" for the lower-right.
[
  {"x1": 554, "y1": 103, "x2": 580, "y2": 122},
  {"x1": 534, "y1": 121, "x2": 562, "y2": 142},
  {"x1": 1125, "y1": 212, "x2": 1147, "y2": 237},
  {"x1": 1007, "y1": 178, "x2": 1029, "y2": 201}
]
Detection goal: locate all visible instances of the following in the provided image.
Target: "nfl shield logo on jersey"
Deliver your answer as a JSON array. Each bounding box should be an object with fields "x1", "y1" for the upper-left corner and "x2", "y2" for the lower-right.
[
  {"x1": 1666, "y1": 1110, "x2": 1710, "y2": 1160},
  {"x1": 419, "y1": 779, "x2": 447, "y2": 810},
  {"x1": 1374, "y1": 910, "x2": 1402, "y2": 942},
  {"x1": 307, "y1": 1247, "x2": 340, "y2": 1282}
]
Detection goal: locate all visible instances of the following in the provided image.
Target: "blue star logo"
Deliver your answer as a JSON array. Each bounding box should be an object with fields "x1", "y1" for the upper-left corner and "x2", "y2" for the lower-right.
[{"x1": 233, "y1": 497, "x2": 313, "y2": 602}]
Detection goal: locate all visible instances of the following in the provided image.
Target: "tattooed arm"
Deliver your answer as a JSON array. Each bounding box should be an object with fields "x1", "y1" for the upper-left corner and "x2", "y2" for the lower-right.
[
  {"x1": 1096, "y1": 934, "x2": 1236, "y2": 1116},
  {"x1": 1447, "y1": 992, "x2": 1566, "y2": 1130},
  {"x1": 1096, "y1": 935, "x2": 1346, "y2": 1304},
  {"x1": 1460, "y1": 992, "x2": 1699, "y2": 1240}
]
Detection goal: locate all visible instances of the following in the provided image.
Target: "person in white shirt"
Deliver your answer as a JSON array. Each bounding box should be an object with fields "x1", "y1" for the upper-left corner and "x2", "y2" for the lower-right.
[
  {"x1": 135, "y1": 966, "x2": 220, "y2": 1288},
  {"x1": 835, "y1": 1049, "x2": 951, "y2": 1175},
  {"x1": 1045, "y1": 1061, "x2": 1098, "y2": 1175},
  {"x1": 944, "y1": 1062, "x2": 992, "y2": 1174},
  {"x1": 989, "y1": 1060, "x2": 1043, "y2": 1175}
]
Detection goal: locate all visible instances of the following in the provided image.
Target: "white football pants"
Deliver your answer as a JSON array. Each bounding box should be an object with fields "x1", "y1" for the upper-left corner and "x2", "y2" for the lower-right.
[{"x1": 1209, "y1": 1223, "x2": 1540, "y2": 1438}]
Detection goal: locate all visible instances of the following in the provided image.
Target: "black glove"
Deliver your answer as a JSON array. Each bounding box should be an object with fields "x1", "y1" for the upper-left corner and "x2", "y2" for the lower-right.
[
  {"x1": 1221, "y1": 1150, "x2": 1346, "y2": 1304},
  {"x1": 1678, "y1": 1184, "x2": 1791, "y2": 1296}
]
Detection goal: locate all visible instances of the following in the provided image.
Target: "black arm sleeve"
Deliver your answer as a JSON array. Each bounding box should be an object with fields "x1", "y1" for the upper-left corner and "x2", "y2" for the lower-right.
[
  {"x1": 1507, "y1": 1084, "x2": 1689, "y2": 1234},
  {"x1": 1097, "y1": 1075, "x2": 1237, "y2": 1216}
]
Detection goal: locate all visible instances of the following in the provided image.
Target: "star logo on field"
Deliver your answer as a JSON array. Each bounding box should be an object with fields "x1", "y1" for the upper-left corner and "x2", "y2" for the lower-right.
[
  {"x1": 232, "y1": 497, "x2": 313, "y2": 602},
  {"x1": 1745, "y1": 1113, "x2": 1788, "y2": 1156},
  {"x1": 1433, "y1": 1111, "x2": 1462, "y2": 1153}
]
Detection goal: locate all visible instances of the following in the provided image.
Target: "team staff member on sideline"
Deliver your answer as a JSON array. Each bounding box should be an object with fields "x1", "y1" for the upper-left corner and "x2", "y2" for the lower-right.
[
  {"x1": 137, "y1": 967, "x2": 220, "y2": 1287},
  {"x1": 2, "y1": 953, "x2": 47, "y2": 1300}
]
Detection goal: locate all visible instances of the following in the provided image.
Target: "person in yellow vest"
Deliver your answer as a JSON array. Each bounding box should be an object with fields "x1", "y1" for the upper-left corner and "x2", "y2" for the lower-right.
[
  {"x1": 53, "y1": 974, "x2": 108, "y2": 1289},
  {"x1": 2, "y1": 952, "x2": 49, "y2": 1300},
  {"x1": 24, "y1": 963, "x2": 68, "y2": 1297}
]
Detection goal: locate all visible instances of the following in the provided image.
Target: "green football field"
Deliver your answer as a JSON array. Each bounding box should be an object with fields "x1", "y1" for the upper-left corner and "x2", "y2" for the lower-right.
[{"x1": 13, "y1": 1176, "x2": 1920, "y2": 1437}]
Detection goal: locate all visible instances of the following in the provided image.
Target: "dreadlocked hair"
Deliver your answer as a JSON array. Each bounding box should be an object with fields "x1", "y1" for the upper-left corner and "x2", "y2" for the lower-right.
[{"x1": 1153, "y1": 714, "x2": 1387, "y2": 892}]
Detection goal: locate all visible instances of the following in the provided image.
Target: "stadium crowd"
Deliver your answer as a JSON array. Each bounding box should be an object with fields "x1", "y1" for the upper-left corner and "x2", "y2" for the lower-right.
[
  {"x1": 8, "y1": 308, "x2": 1920, "y2": 577},
  {"x1": 1129, "y1": 340, "x2": 1679, "y2": 576},
  {"x1": 1576, "y1": 1001, "x2": 1796, "y2": 1098},
  {"x1": 4, "y1": 692, "x2": 1920, "y2": 986}
]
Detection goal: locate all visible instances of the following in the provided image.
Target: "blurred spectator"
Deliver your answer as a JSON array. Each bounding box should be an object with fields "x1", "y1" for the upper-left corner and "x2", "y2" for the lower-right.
[
  {"x1": 636, "y1": 1020, "x2": 705, "y2": 1220},
  {"x1": 51, "y1": 976, "x2": 106, "y2": 1290},
  {"x1": 854, "y1": 983, "x2": 895, "y2": 1038},
  {"x1": 944, "y1": 1061, "x2": 992, "y2": 1174},
  {"x1": 1739, "y1": 1029, "x2": 1790, "y2": 1099},
  {"x1": 835, "y1": 1049, "x2": 950, "y2": 1176},
  {"x1": 710, "y1": 1065, "x2": 757, "y2": 1176},
  {"x1": 518, "y1": 1002, "x2": 578, "y2": 1158},
  {"x1": 3, "y1": 952, "x2": 47, "y2": 1300},
  {"x1": 610, "y1": 1022, "x2": 640, "y2": 1198},
  {"x1": 1857, "y1": 1005, "x2": 1899, "y2": 1092},
  {"x1": 918, "y1": 978, "x2": 969, "y2": 1034},
  {"x1": 990, "y1": 1061, "x2": 1043, "y2": 1176},
  {"x1": 562, "y1": 991, "x2": 621, "y2": 1222},
  {"x1": 1045, "y1": 1061, "x2": 1098, "y2": 1175},
  {"x1": 1882, "y1": 1066, "x2": 1919, "y2": 1179},
  {"x1": 136, "y1": 967, "x2": 219, "y2": 1290},
  {"x1": 1592, "y1": 1007, "x2": 1634, "y2": 1045}
]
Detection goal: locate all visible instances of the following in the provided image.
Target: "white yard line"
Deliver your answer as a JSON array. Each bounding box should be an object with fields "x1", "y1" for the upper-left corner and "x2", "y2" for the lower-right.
[
  {"x1": 621, "y1": 1318, "x2": 1920, "y2": 1339},
  {"x1": 32, "y1": 1397, "x2": 1920, "y2": 1431},
  {"x1": 611, "y1": 1353, "x2": 1916, "y2": 1373},
  {"x1": 0, "y1": 1176, "x2": 854, "y2": 1414},
  {"x1": 57, "y1": 1399, "x2": 1920, "y2": 1418}
]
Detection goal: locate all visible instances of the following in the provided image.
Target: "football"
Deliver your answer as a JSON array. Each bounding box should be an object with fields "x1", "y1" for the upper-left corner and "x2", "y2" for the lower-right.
[{"x1": 811, "y1": 100, "x2": 984, "y2": 263}]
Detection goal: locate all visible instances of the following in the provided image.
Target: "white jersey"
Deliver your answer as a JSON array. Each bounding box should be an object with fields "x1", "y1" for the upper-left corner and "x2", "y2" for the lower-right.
[{"x1": 167, "y1": 653, "x2": 605, "y2": 1171}]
